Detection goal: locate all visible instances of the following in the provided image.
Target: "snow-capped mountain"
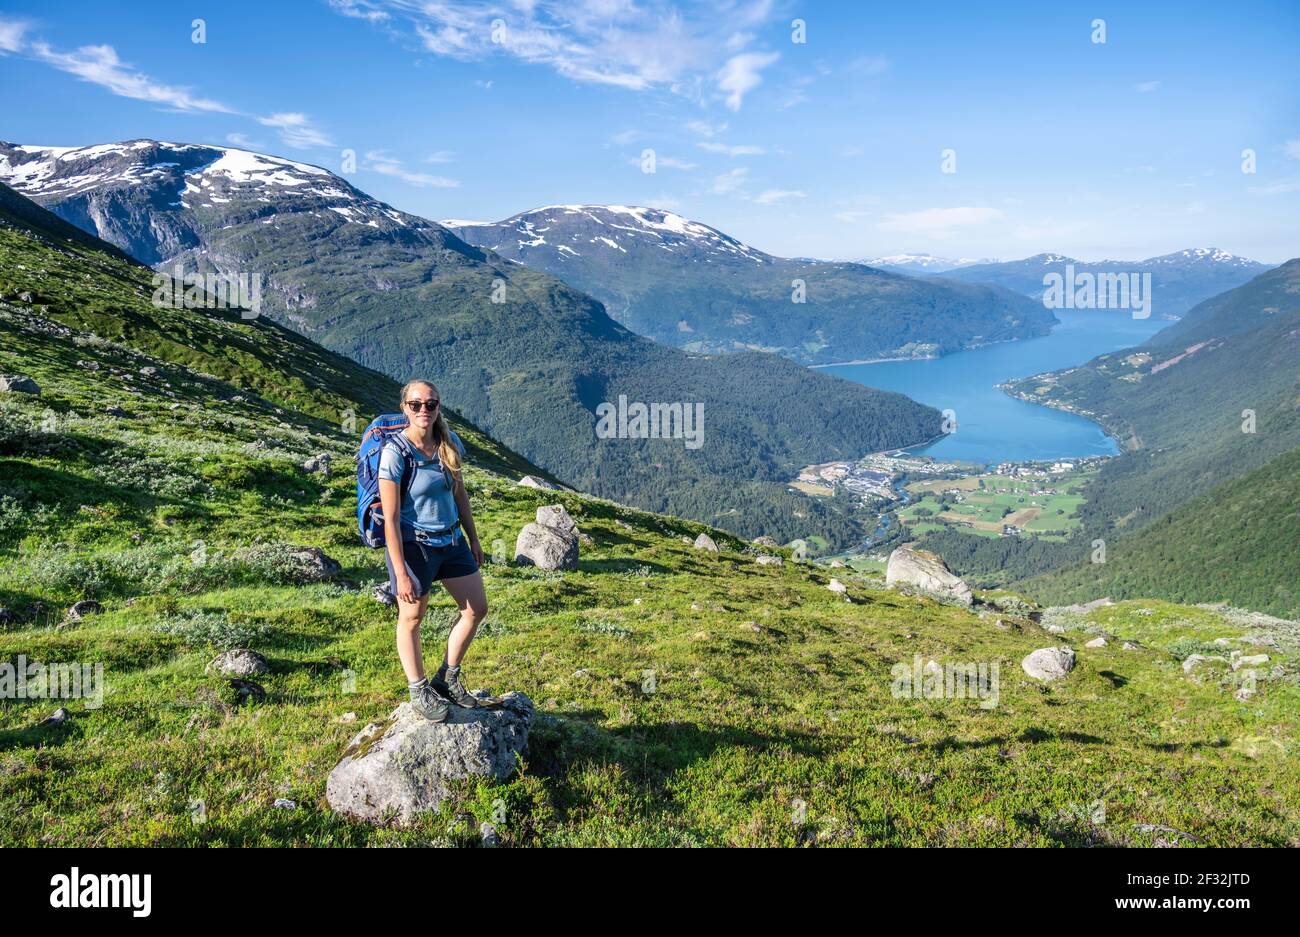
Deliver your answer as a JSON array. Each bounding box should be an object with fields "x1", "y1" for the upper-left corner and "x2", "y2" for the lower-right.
[
  {"x1": 938, "y1": 250, "x2": 1272, "y2": 317},
  {"x1": 446, "y1": 205, "x2": 1054, "y2": 363},
  {"x1": 0, "y1": 140, "x2": 443, "y2": 264},
  {"x1": 858, "y1": 253, "x2": 995, "y2": 275},
  {"x1": 444, "y1": 204, "x2": 771, "y2": 268}
]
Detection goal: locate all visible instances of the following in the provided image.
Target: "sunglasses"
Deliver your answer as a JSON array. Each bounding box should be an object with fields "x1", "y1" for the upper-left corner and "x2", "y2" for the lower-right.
[{"x1": 404, "y1": 398, "x2": 440, "y2": 412}]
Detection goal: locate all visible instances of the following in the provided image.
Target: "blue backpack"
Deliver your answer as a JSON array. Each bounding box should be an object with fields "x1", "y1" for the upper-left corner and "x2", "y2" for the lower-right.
[{"x1": 355, "y1": 413, "x2": 416, "y2": 547}]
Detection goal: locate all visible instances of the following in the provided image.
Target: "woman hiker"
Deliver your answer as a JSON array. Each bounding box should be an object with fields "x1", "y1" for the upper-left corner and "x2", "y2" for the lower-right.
[{"x1": 378, "y1": 379, "x2": 498, "y2": 721}]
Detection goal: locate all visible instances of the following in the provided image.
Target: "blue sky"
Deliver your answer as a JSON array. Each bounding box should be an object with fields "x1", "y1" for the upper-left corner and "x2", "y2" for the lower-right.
[{"x1": 1, "y1": 0, "x2": 1297, "y2": 262}]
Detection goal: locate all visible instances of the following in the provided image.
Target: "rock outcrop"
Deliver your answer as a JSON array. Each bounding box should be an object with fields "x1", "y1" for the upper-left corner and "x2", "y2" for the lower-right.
[
  {"x1": 517, "y1": 475, "x2": 561, "y2": 491},
  {"x1": 693, "y1": 533, "x2": 719, "y2": 553},
  {"x1": 326, "y1": 692, "x2": 534, "y2": 824},
  {"x1": 515, "y1": 504, "x2": 579, "y2": 570},
  {"x1": 0, "y1": 374, "x2": 40, "y2": 394},
  {"x1": 207, "y1": 649, "x2": 270, "y2": 677},
  {"x1": 885, "y1": 544, "x2": 972, "y2": 605}
]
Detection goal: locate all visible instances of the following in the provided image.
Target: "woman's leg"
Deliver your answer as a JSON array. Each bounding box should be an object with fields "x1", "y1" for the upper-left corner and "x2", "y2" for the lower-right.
[
  {"x1": 396, "y1": 591, "x2": 432, "y2": 682},
  {"x1": 440, "y1": 570, "x2": 488, "y2": 667}
]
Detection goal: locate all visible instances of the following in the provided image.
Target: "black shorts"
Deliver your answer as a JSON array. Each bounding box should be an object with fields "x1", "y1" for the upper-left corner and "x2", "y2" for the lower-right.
[{"x1": 385, "y1": 536, "x2": 479, "y2": 599}]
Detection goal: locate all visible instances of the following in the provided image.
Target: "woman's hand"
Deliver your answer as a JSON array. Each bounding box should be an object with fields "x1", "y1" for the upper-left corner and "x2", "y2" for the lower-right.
[
  {"x1": 395, "y1": 572, "x2": 417, "y2": 605},
  {"x1": 469, "y1": 536, "x2": 485, "y2": 567}
]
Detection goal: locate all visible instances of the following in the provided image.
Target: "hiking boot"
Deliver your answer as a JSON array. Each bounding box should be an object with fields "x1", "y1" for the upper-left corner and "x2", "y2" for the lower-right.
[
  {"x1": 408, "y1": 678, "x2": 450, "y2": 723},
  {"x1": 433, "y1": 663, "x2": 501, "y2": 709}
]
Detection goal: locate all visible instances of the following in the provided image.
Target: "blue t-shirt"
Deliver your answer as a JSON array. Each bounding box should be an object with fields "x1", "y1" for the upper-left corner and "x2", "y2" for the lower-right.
[{"x1": 378, "y1": 430, "x2": 465, "y2": 537}]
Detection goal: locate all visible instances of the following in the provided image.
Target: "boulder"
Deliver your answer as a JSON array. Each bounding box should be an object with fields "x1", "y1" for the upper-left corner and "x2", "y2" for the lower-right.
[
  {"x1": 535, "y1": 503, "x2": 577, "y2": 536},
  {"x1": 755, "y1": 554, "x2": 782, "y2": 566},
  {"x1": 1182, "y1": 654, "x2": 1229, "y2": 674},
  {"x1": 1232, "y1": 654, "x2": 1270, "y2": 671},
  {"x1": 207, "y1": 649, "x2": 270, "y2": 678},
  {"x1": 302, "y1": 453, "x2": 332, "y2": 475},
  {"x1": 693, "y1": 533, "x2": 719, "y2": 553},
  {"x1": 373, "y1": 581, "x2": 397, "y2": 606},
  {"x1": 517, "y1": 475, "x2": 561, "y2": 491},
  {"x1": 104, "y1": 405, "x2": 128, "y2": 418},
  {"x1": 885, "y1": 545, "x2": 972, "y2": 605},
  {"x1": 826, "y1": 579, "x2": 848, "y2": 593},
  {"x1": 0, "y1": 375, "x2": 40, "y2": 395},
  {"x1": 515, "y1": 520, "x2": 578, "y2": 571},
  {"x1": 1084, "y1": 636, "x2": 1109, "y2": 648},
  {"x1": 64, "y1": 600, "x2": 104, "y2": 623},
  {"x1": 752, "y1": 536, "x2": 778, "y2": 547},
  {"x1": 326, "y1": 692, "x2": 534, "y2": 825},
  {"x1": 1021, "y1": 646, "x2": 1076, "y2": 681}
]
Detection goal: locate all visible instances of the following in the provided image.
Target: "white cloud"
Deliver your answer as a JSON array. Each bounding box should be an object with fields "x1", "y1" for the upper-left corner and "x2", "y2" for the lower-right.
[
  {"x1": 334, "y1": 2, "x2": 784, "y2": 110},
  {"x1": 878, "y1": 206, "x2": 1003, "y2": 240},
  {"x1": 258, "y1": 113, "x2": 334, "y2": 149},
  {"x1": 0, "y1": 17, "x2": 29, "y2": 53},
  {"x1": 711, "y1": 166, "x2": 748, "y2": 195},
  {"x1": 1134, "y1": 80, "x2": 1160, "y2": 93},
  {"x1": 716, "y1": 51, "x2": 780, "y2": 111},
  {"x1": 686, "y1": 119, "x2": 728, "y2": 138},
  {"x1": 698, "y1": 141, "x2": 764, "y2": 156},
  {"x1": 424, "y1": 150, "x2": 456, "y2": 163},
  {"x1": 28, "y1": 40, "x2": 234, "y2": 112},
  {"x1": 364, "y1": 149, "x2": 460, "y2": 187},
  {"x1": 226, "y1": 132, "x2": 268, "y2": 150},
  {"x1": 756, "y1": 189, "x2": 805, "y2": 205}
]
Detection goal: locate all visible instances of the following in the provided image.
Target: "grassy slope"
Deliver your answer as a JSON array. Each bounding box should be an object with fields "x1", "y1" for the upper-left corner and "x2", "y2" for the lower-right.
[{"x1": 2, "y1": 202, "x2": 1297, "y2": 847}]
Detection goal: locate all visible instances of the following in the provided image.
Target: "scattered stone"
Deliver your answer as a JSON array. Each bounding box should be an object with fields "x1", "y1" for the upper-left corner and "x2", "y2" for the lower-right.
[
  {"x1": 140, "y1": 366, "x2": 158, "y2": 378},
  {"x1": 1122, "y1": 641, "x2": 1142, "y2": 651},
  {"x1": 272, "y1": 798, "x2": 297, "y2": 810},
  {"x1": 41, "y1": 707, "x2": 71, "y2": 726},
  {"x1": 741, "y1": 622, "x2": 763, "y2": 633},
  {"x1": 64, "y1": 600, "x2": 104, "y2": 623},
  {"x1": 0, "y1": 374, "x2": 40, "y2": 395},
  {"x1": 1021, "y1": 646, "x2": 1076, "y2": 682},
  {"x1": 206, "y1": 649, "x2": 270, "y2": 678},
  {"x1": 828, "y1": 560, "x2": 846, "y2": 569},
  {"x1": 827, "y1": 579, "x2": 848, "y2": 594},
  {"x1": 1232, "y1": 654, "x2": 1270, "y2": 671},
  {"x1": 1234, "y1": 687, "x2": 1256, "y2": 702},
  {"x1": 752, "y1": 536, "x2": 778, "y2": 547},
  {"x1": 693, "y1": 533, "x2": 719, "y2": 553},
  {"x1": 302, "y1": 453, "x2": 332, "y2": 475},
  {"x1": 615, "y1": 519, "x2": 634, "y2": 531},
  {"x1": 104, "y1": 405, "x2": 128, "y2": 418},
  {"x1": 325, "y1": 692, "x2": 534, "y2": 824},
  {"x1": 1182, "y1": 654, "x2": 1230, "y2": 674},
  {"x1": 1085, "y1": 636, "x2": 1109, "y2": 648},
  {"x1": 373, "y1": 581, "x2": 397, "y2": 606},
  {"x1": 885, "y1": 544, "x2": 972, "y2": 605},
  {"x1": 338, "y1": 712, "x2": 358, "y2": 724},
  {"x1": 229, "y1": 679, "x2": 266, "y2": 706},
  {"x1": 515, "y1": 505, "x2": 580, "y2": 571},
  {"x1": 517, "y1": 475, "x2": 561, "y2": 491},
  {"x1": 1044, "y1": 623, "x2": 1068, "y2": 635},
  {"x1": 1135, "y1": 608, "x2": 1154, "y2": 616},
  {"x1": 480, "y1": 822, "x2": 501, "y2": 847},
  {"x1": 755, "y1": 555, "x2": 783, "y2": 566}
]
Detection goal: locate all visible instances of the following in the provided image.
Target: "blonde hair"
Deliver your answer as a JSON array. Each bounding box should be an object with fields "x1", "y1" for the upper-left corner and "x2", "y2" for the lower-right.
[{"x1": 400, "y1": 379, "x2": 461, "y2": 480}]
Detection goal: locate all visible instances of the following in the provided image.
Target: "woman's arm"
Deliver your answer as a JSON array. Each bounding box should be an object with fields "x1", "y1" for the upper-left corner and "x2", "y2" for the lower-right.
[
  {"x1": 453, "y1": 475, "x2": 484, "y2": 565},
  {"x1": 379, "y1": 477, "x2": 415, "y2": 602}
]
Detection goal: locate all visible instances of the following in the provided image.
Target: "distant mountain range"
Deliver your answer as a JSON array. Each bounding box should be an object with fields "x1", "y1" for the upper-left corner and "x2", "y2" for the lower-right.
[
  {"x1": 0, "y1": 142, "x2": 939, "y2": 547},
  {"x1": 858, "y1": 254, "x2": 995, "y2": 275},
  {"x1": 444, "y1": 206, "x2": 1055, "y2": 364},
  {"x1": 932, "y1": 250, "x2": 1272, "y2": 319}
]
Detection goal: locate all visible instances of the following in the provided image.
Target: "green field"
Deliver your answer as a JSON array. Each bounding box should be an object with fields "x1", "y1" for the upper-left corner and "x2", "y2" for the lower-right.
[{"x1": 899, "y1": 472, "x2": 1091, "y2": 542}]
